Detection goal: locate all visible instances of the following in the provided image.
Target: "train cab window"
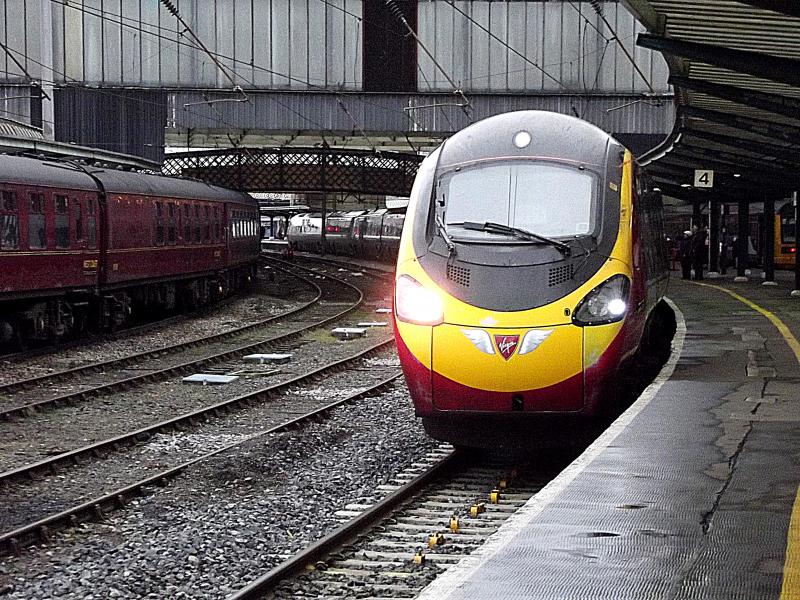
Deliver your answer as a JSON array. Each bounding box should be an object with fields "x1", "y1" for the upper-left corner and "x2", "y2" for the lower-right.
[
  {"x1": 28, "y1": 192, "x2": 46, "y2": 249},
  {"x1": 87, "y1": 199, "x2": 97, "y2": 249},
  {"x1": 1, "y1": 190, "x2": 18, "y2": 249},
  {"x1": 441, "y1": 163, "x2": 596, "y2": 239},
  {"x1": 55, "y1": 195, "x2": 70, "y2": 249}
]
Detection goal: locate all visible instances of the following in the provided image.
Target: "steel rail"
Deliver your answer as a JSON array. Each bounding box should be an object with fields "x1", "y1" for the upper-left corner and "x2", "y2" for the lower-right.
[
  {"x1": 229, "y1": 447, "x2": 460, "y2": 600},
  {"x1": 0, "y1": 370, "x2": 403, "y2": 557},
  {"x1": 261, "y1": 250, "x2": 393, "y2": 280},
  {"x1": 0, "y1": 261, "x2": 323, "y2": 397},
  {"x1": 0, "y1": 261, "x2": 363, "y2": 421}
]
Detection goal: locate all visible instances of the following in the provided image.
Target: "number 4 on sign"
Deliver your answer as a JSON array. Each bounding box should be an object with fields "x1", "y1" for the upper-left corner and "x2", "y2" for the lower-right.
[{"x1": 694, "y1": 169, "x2": 714, "y2": 188}]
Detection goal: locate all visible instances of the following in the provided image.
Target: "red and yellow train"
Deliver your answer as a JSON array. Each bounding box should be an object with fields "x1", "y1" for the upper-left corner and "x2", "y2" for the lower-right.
[
  {"x1": 0, "y1": 154, "x2": 261, "y2": 346},
  {"x1": 775, "y1": 201, "x2": 797, "y2": 269},
  {"x1": 393, "y1": 111, "x2": 669, "y2": 448}
]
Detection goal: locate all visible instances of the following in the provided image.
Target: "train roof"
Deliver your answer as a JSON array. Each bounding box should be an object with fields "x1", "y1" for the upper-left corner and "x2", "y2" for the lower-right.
[
  {"x1": 0, "y1": 154, "x2": 98, "y2": 191},
  {"x1": 0, "y1": 153, "x2": 256, "y2": 207},
  {"x1": 436, "y1": 111, "x2": 624, "y2": 170},
  {"x1": 95, "y1": 169, "x2": 256, "y2": 206}
]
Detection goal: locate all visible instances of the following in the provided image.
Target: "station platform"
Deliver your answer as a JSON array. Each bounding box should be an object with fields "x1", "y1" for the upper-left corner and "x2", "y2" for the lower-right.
[{"x1": 419, "y1": 271, "x2": 800, "y2": 600}]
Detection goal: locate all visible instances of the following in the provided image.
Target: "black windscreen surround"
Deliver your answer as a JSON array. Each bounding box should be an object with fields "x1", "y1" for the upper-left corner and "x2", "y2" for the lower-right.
[{"x1": 411, "y1": 111, "x2": 625, "y2": 314}]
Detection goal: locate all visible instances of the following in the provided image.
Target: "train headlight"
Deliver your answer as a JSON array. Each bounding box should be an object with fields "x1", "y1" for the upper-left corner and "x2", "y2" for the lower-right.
[
  {"x1": 572, "y1": 274, "x2": 630, "y2": 326},
  {"x1": 395, "y1": 275, "x2": 444, "y2": 326}
]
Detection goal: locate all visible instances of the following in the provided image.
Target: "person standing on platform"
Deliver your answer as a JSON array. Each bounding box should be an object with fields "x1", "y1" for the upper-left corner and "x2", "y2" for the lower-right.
[
  {"x1": 678, "y1": 230, "x2": 693, "y2": 280},
  {"x1": 720, "y1": 229, "x2": 734, "y2": 275},
  {"x1": 691, "y1": 224, "x2": 708, "y2": 280}
]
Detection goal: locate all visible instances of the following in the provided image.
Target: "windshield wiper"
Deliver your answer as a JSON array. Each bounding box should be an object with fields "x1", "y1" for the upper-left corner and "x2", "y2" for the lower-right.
[
  {"x1": 462, "y1": 221, "x2": 572, "y2": 256},
  {"x1": 435, "y1": 214, "x2": 457, "y2": 256}
]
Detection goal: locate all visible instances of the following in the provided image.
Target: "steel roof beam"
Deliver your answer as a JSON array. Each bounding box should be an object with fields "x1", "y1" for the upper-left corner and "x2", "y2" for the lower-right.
[
  {"x1": 637, "y1": 33, "x2": 800, "y2": 87},
  {"x1": 650, "y1": 157, "x2": 791, "y2": 191},
  {"x1": 650, "y1": 178, "x2": 743, "y2": 203},
  {"x1": 669, "y1": 146, "x2": 797, "y2": 177},
  {"x1": 735, "y1": 1, "x2": 800, "y2": 19},
  {"x1": 679, "y1": 106, "x2": 800, "y2": 144},
  {"x1": 658, "y1": 154, "x2": 787, "y2": 185},
  {"x1": 680, "y1": 127, "x2": 800, "y2": 164},
  {"x1": 669, "y1": 75, "x2": 800, "y2": 121}
]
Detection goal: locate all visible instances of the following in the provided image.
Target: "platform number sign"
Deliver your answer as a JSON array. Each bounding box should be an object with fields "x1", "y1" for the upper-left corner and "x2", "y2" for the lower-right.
[{"x1": 694, "y1": 169, "x2": 714, "y2": 188}]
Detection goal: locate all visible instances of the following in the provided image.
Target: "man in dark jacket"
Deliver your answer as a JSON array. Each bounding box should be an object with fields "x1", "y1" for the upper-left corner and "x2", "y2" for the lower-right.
[
  {"x1": 678, "y1": 230, "x2": 692, "y2": 280},
  {"x1": 691, "y1": 224, "x2": 708, "y2": 280}
]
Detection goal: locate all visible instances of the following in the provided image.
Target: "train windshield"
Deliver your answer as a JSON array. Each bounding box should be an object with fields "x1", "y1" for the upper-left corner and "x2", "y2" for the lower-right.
[{"x1": 439, "y1": 162, "x2": 596, "y2": 240}]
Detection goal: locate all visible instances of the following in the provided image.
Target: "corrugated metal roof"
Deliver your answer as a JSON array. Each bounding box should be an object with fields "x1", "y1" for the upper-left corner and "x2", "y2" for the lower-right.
[{"x1": 623, "y1": 0, "x2": 800, "y2": 200}]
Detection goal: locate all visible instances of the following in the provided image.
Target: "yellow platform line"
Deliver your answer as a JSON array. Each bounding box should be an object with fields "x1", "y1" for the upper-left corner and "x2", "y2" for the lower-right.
[{"x1": 689, "y1": 281, "x2": 800, "y2": 598}]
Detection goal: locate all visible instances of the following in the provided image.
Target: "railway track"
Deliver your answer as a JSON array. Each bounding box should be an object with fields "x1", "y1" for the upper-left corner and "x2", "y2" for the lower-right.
[
  {"x1": 0, "y1": 341, "x2": 400, "y2": 556},
  {"x1": 261, "y1": 250, "x2": 394, "y2": 281},
  {"x1": 0, "y1": 260, "x2": 391, "y2": 475},
  {"x1": 0, "y1": 259, "x2": 365, "y2": 420},
  {"x1": 0, "y1": 287, "x2": 248, "y2": 365},
  {"x1": 230, "y1": 448, "x2": 572, "y2": 599}
]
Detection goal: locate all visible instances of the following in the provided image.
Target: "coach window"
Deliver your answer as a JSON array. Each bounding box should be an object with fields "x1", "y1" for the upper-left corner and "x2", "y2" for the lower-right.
[
  {"x1": 204, "y1": 206, "x2": 211, "y2": 241},
  {"x1": 87, "y1": 199, "x2": 97, "y2": 249},
  {"x1": 183, "y1": 204, "x2": 191, "y2": 242},
  {"x1": 74, "y1": 199, "x2": 83, "y2": 243},
  {"x1": 167, "y1": 203, "x2": 176, "y2": 244},
  {"x1": 213, "y1": 207, "x2": 220, "y2": 240},
  {"x1": 1, "y1": 190, "x2": 18, "y2": 250},
  {"x1": 155, "y1": 201, "x2": 165, "y2": 245},
  {"x1": 55, "y1": 195, "x2": 70, "y2": 249},
  {"x1": 28, "y1": 192, "x2": 46, "y2": 249}
]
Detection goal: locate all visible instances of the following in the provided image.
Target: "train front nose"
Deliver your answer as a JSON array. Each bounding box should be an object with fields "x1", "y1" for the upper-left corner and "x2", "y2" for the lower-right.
[{"x1": 430, "y1": 323, "x2": 584, "y2": 412}]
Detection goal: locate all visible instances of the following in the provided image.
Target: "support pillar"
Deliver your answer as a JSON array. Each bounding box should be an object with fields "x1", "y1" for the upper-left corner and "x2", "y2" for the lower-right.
[
  {"x1": 763, "y1": 196, "x2": 776, "y2": 285},
  {"x1": 735, "y1": 198, "x2": 749, "y2": 282},
  {"x1": 320, "y1": 193, "x2": 327, "y2": 256},
  {"x1": 793, "y1": 191, "x2": 800, "y2": 297},
  {"x1": 709, "y1": 199, "x2": 720, "y2": 276},
  {"x1": 692, "y1": 201, "x2": 702, "y2": 229}
]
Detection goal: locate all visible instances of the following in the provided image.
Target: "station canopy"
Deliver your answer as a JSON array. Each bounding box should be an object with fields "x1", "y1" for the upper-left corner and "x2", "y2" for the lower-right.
[{"x1": 623, "y1": 0, "x2": 800, "y2": 203}]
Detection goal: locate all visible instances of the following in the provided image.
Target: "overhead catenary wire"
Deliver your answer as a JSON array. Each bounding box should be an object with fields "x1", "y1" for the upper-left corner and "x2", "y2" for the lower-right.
[
  {"x1": 158, "y1": 0, "x2": 249, "y2": 107},
  {"x1": 585, "y1": 0, "x2": 656, "y2": 94},
  {"x1": 443, "y1": 0, "x2": 565, "y2": 90}
]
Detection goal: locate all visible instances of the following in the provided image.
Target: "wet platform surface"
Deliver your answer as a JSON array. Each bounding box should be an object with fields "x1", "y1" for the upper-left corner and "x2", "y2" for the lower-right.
[{"x1": 419, "y1": 271, "x2": 800, "y2": 600}]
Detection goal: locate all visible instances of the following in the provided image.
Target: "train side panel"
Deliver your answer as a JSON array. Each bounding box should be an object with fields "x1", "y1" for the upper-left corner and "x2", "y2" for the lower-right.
[{"x1": 0, "y1": 183, "x2": 101, "y2": 298}]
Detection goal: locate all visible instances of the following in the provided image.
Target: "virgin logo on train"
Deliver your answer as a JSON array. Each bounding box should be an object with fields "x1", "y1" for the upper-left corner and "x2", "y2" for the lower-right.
[{"x1": 494, "y1": 335, "x2": 520, "y2": 360}]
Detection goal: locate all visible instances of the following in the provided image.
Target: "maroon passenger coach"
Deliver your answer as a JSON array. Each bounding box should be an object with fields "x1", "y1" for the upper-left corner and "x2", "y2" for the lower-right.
[{"x1": 0, "y1": 155, "x2": 260, "y2": 344}]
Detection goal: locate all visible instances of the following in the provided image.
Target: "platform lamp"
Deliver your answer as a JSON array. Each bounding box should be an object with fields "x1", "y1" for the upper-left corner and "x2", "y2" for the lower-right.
[{"x1": 792, "y1": 191, "x2": 800, "y2": 297}]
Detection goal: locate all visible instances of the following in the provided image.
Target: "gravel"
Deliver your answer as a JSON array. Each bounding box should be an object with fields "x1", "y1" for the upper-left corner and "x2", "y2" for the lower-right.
[
  {"x1": 0, "y1": 379, "x2": 439, "y2": 599},
  {"x1": 0, "y1": 347, "x2": 402, "y2": 531},
  {"x1": 0, "y1": 306, "x2": 395, "y2": 472}
]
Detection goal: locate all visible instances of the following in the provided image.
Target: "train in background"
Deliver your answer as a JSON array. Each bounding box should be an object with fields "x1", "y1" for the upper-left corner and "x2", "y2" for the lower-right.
[
  {"x1": 286, "y1": 209, "x2": 405, "y2": 260},
  {"x1": 392, "y1": 110, "x2": 670, "y2": 449},
  {"x1": 0, "y1": 154, "x2": 261, "y2": 347}
]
